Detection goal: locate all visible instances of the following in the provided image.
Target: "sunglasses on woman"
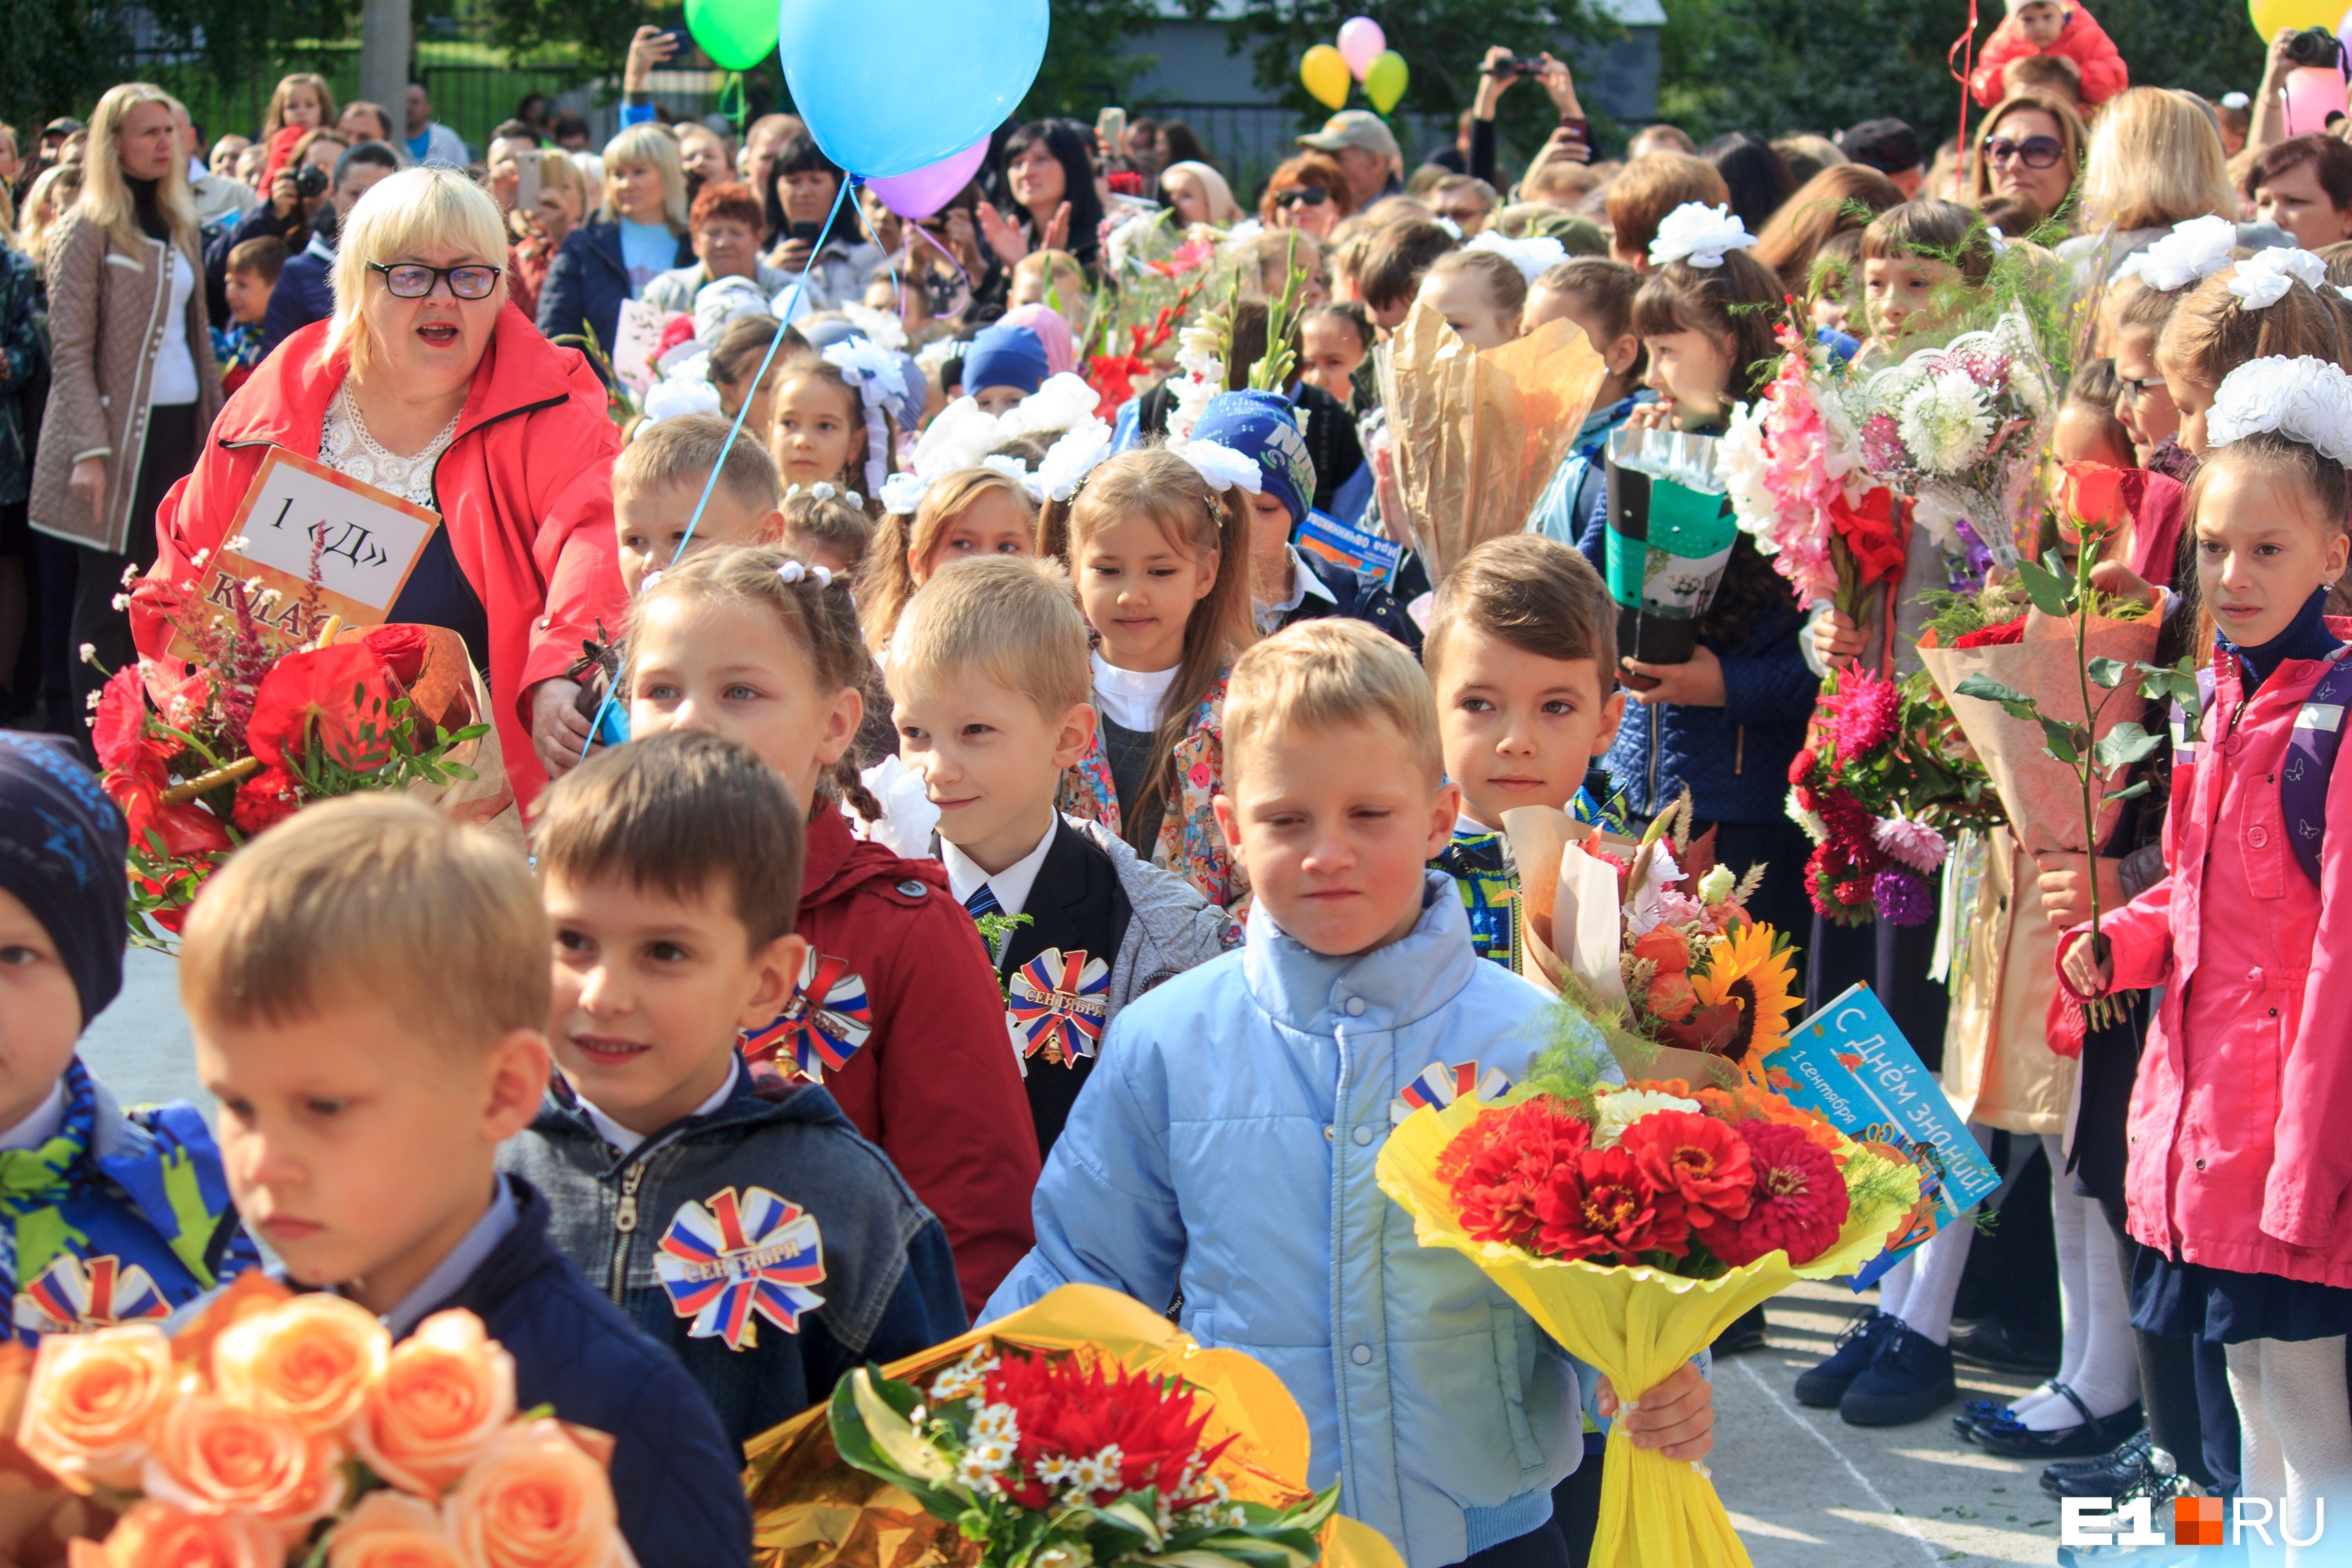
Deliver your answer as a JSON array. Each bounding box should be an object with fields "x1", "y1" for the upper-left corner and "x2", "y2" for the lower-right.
[
  {"x1": 1984, "y1": 135, "x2": 2064, "y2": 170},
  {"x1": 369, "y1": 260, "x2": 503, "y2": 299},
  {"x1": 1275, "y1": 186, "x2": 1331, "y2": 209}
]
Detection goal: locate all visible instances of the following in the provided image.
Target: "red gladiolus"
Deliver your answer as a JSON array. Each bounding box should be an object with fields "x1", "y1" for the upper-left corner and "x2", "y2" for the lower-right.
[
  {"x1": 1533, "y1": 1145, "x2": 1690, "y2": 1264},
  {"x1": 981, "y1": 1348, "x2": 1228, "y2": 1511},
  {"x1": 1829, "y1": 487, "x2": 1907, "y2": 586},
  {"x1": 1707, "y1": 1120, "x2": 1850, "y2": 1267},
  {"x1": 1618, "y1": 1110, "x2": 1755, "y2": 1229},
  {"x1": 1447, "y1": 1101, "x2": 1594, "y2": 1248},
  {"x1": 245, "y1": 644, "x2": 399, "y2": 770},
  {"x1": 359, "y1": 624, "x2": 432, "y2": 688}
]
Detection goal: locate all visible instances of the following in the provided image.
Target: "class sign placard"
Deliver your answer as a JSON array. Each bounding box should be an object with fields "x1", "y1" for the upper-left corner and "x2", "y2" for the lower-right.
[{"x1": 183, "y1": 449, "x2": 440, "y2": 652}]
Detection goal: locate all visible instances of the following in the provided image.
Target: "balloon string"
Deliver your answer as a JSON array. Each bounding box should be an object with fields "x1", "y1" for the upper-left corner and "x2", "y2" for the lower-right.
[
  {"x1": 1947, "y1": 0, "x2": 1981, "y2": 176},
  {"x1": 849, "y1": 193, "x2": 908, "y2": 333},
  {"x1": 575, "y1": 173, "x2": 855, "y2": 762}
]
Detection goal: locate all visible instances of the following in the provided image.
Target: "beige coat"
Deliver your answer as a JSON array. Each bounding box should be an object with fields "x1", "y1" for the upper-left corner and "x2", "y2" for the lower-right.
[
  {"x1": 28, "y1": 211, "x2": 222, "y2": 554},
  {"x1": 1941, "y1": 825, "x2": 2078, "y2": 1135}
]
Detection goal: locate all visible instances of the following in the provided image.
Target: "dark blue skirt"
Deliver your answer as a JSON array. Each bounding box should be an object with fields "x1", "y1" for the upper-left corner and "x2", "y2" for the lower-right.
[{"x1": 2131, "y1": 1249, "x2": 2352, "y2": 1344}]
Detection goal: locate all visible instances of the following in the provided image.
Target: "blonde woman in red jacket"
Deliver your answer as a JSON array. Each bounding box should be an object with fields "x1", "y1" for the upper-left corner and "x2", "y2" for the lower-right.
[
  {"x1": 2066, "y1": 358, "x2": 2352, "y2": 1552},
  {"x1": 136, "y1": 165, "x2": 626, "y2": 807}
]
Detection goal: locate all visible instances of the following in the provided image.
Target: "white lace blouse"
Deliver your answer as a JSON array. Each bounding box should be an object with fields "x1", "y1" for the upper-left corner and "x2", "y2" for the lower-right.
[{"x1": 316, "y1": 381, "x2": 460, "y2": 507}]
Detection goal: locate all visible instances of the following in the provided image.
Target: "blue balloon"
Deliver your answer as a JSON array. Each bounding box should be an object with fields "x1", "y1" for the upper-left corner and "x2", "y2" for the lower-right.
[{"x1": 779, "y1": 0, "x2": 1049, "y2": 180}]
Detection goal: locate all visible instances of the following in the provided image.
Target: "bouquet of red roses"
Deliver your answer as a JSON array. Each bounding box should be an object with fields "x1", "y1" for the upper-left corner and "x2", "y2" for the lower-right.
[
  {"x1": 96, "y1": 572, "x2": 499, "y2": 942},
  {"x1": 1378, "y1": 1037, "x2": 1917, "y2": 1568}
]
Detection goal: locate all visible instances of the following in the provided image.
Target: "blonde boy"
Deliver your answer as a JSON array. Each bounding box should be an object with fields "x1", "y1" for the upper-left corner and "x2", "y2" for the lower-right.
[
  {"x1": 614, "y1": 412, "x2": 786, "y2": 596},
  {"x1": 888, "y1": 557, "x2": 1235, "y2": 1155},
  {"x1": 1425, "y1": 535, "x2": 1625, "y2": 971},
  {"x1": 985, "y1": 620, "x2": 1710, "y2": 1568},
  {"x1": 179, "y1": 798, "x2": 750, "y2": 1568}
]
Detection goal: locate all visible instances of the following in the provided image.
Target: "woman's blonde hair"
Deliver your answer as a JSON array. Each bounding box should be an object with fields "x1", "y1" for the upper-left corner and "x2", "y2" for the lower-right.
[
  {"x1": 858, "y1": 467, "x2": 1038, "y2": 653},
  {"x1": 81, "y1": 83, "x2": 198, "y2": 265},
  {"x1": 599, "y1": 123, "x2": 689, "y2": 234},
  {"x1": 1064, "y1": 448, "x2": 1256, "y2": 852},
  {"x1": 18, "y1": 164, "x2": 83, "y2": 262},
  {"x1": 261, "y1": 73, "x2": 339, "y2": 142},
  {"x1": 2080, "y1": 88, "x2": 2235, "y2": 234},
  {"x1": 325, "y1": 166, "x2": 510, "y2": 376}
]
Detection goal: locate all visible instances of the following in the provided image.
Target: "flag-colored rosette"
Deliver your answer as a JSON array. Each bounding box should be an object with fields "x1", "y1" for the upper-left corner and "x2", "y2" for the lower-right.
[{"x1": 1377, "y1": 1087, "x2": 1917, "y2": 1568}]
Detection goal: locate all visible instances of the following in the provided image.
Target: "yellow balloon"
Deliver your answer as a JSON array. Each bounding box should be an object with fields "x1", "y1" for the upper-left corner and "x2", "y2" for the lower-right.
[
  {"x1": 2250, "y1": 0, "x2": 2343, "y2": 38},
  {"x1": 1301, "y1": 44, "x2": 1352, "y2": 111},
  {"x1": 1366, "y1": 49, "x2": 1410, "y2": 114}
]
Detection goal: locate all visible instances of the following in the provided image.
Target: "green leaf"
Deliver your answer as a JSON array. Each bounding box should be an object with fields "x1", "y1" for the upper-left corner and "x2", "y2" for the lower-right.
[
  {"x1": 2086, "y1": 657, "x2": 2129, "y2": 689},
  {"x1": 2103, "y1": 779, "x2": 2152, "y2": 803},
  {"x1": 1092, "y1": 1497, "x2": 1166, "y2": 1550},
  {"x1": 2036, "y1": 717, "x2": 2081, "y2": 765},
  {"x1": 2016, "y1": 557, "x2": 2071, "y2": 618},
  {"x1": 1951, "y1": 673, "x2": 2042, "y2": 724},
  {"x1": 2093, "y1": 722, "x2": 2164, "y2": 771}
]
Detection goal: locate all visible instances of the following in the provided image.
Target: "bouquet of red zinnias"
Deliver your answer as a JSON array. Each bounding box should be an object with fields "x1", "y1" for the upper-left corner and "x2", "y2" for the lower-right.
[
  {"x1": 96, "y1": 572, "x2": 501, "y2": 942},
  {"x1": 20, "y1": 1276, "x2": 633, "y2": 1568},
  {"x1": 1378, "y1": 1036, "x2": 1918, "y2": 1568}
]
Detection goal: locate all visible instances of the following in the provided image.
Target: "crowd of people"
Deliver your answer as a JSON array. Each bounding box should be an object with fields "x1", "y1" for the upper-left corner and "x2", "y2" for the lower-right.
[{"x1": 0, "y1": 0, "x2": 2350, "y2": 1562}]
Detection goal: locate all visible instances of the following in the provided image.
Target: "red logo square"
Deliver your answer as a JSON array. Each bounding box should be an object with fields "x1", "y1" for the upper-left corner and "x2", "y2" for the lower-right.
[{"x1": 2176, "y1": 1495, "x2": 2225, "y2": 1546}]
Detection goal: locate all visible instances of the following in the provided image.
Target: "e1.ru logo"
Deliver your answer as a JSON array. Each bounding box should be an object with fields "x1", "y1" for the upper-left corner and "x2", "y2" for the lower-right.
[{"x1": 2063, "y1": 1494, "x2": 2320, "y2": 1548}]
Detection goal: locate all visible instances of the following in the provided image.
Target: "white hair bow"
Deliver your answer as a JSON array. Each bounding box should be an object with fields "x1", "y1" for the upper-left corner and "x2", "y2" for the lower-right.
[
  {"x1": 641, "y1": 377, "x2": 722, "y2": 423},
  {"x1": 2114, "y1": 215, "x2": 2238, "y2": 293},
  {"x1": 1648, "y1": 203, "x2": 1755, "y2": 270},
  {"x1": 880, "y1": 472, "x2": 929, "y2": 517},
  {"x1": 998, "y1": 372, "x2": 1103, "y2": 441},
  {"x1": 822, "y1": 338, "x2": 902, "y2": 501},
  {"x1": 1037, "y1": 419, "x2": 1114, "y2": 503},
  {"x1": 1169, "y1": 437, "x2": 1264, "y2": 495},
  {"x1": 1465, "y1": 229, "x2": 1570, "y2": 285},
  {"x1": 2208, "y1": 355, "x2": 2352, "y2": 465},
  {"x1": 982, "y1": 453, "x2": 1044, "y2": 503},
  {"x1": 2228, "y1": 246, "x2": 2328, "y2": 310}
]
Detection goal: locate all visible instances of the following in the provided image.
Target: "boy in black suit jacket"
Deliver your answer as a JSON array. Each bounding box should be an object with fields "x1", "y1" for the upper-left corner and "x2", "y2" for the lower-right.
[{"x1": 887, "y1": 556, "x2": 1238, "y2": 1154}]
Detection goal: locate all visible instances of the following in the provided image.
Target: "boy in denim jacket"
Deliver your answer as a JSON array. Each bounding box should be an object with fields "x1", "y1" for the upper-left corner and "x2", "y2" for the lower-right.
[
  {"x1": 985, "y1": 622, "x2": 1713, "y2": 1568},
  {"x1": 504, "y1": 731, "x2": 967, "y2": 1454}
]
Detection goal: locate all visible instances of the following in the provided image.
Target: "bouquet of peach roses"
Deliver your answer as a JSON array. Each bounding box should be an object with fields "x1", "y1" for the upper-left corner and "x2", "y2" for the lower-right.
[{"x1": 16, "y1": 1277, "x2": 633, "y2": 1568}]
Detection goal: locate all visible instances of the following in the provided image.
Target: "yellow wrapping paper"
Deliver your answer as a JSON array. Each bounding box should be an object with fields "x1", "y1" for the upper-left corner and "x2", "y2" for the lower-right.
[
  {"x1": 1377, "y1": 1098, "x2": 1918, "y2": 1568},
  {"x1": 741, "y1": 1284, "x2": 1404, "y2": 1568},
  {"x1": 1917, "y1": 614, "x2": 2158, "y2": 857},
  {"x1": 1376, "y1": 301, "x2": 1607, "y2": 581}
]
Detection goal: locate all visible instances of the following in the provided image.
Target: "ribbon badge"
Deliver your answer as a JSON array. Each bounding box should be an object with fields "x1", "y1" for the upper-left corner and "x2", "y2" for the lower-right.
[
  {"x1": 743, "y1": 951, "x2": 872, "y2": 1080},
  {"x1": 655, "y1": 1185, "x2": 827, "y2": 1351},
  {"x1": 13, "y1": 1253, "x2": 172, "y2": 1337},
  {"x1": 1007, "y1": 947, "x2": 1111, "y2": 1067},
  {"x1": 1391, "y1": 1062, "x2": 1515, "y2": 1126}
]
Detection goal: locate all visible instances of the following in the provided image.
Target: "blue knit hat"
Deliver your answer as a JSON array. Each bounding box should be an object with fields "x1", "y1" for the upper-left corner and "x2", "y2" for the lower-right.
[
  {"x1": 0, "y1": 733, "x2": 129, "y2": 1026},
  {"x1": 1190, "y1": 391, "x2": 1318, "y2": 527},
  {"x1": 963, "y1": 323, "x2": 1051, "y2": 397}
]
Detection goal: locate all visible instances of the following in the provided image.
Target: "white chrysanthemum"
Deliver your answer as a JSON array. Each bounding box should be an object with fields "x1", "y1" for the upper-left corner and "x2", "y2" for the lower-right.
[
  {"x1": 2228, "y1": 247, "x2": 2328, "y2": 310},
  {"x1": 969, "y1": 1402, "x2": 1020, "y2": 1446},
  {"x1": 1069, "y1": 1445, "x2": 1124, "y2": 1495},
  {"x1": 2209, "y1": 355, "x2": 2352, "y2": 463},
  {"x1": 1898, "y1": 369, "x2": 1995, "y2": 473},
  {"x1": 1036, "y1": 1454, "x2": 1079, "y2": 1486},
  {"x1": 1648, "y1": 201, "x2": 1755, "y2": 269},
  {"x1": 959, "y1": 1442, "x2": 1015, "y2": 1486},
  {"x1": 1592, "y1": 1087, "x2": 1701, "y2": 1149}
]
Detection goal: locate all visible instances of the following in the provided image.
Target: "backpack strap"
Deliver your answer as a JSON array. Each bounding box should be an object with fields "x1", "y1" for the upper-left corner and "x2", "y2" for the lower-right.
[{"x1": 2282, "y1": 649, "x2": 2352, "y2": 887}]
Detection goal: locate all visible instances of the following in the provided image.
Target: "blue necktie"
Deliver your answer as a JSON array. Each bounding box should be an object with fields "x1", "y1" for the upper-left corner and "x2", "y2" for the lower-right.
[{"x1": 964, "y1": 883, "x2": 1001, "y2": 920}]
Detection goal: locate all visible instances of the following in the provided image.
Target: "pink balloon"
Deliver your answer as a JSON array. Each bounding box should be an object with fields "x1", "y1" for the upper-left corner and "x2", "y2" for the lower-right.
[
  {"x1": 868, "y1": 137, "x2": 990, "y2": 220},
  {"x1": 2285, "y1": 65, "x2": 2350, "y2": 136},
  {"x1": 1338, "y1": 16, "x2": 1387, "y2": 82}
]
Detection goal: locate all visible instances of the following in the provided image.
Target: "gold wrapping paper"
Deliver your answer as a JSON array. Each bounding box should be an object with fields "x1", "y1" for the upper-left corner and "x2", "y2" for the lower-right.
[
  {"x1": 740, "y1": 1284, "x2": 1405, "y2": 1568},
  {"x1": 1917, "y1": 614, "x2": 2159, "y2": 858},
  {"x1": 1375, "y1": 303, "x2": 1607, "y2": 581}
]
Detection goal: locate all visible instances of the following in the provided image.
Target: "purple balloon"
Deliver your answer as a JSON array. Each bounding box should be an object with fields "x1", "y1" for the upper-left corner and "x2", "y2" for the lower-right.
[{"x1": 869, "y1": 138, "x2": 990, "y2": 220}]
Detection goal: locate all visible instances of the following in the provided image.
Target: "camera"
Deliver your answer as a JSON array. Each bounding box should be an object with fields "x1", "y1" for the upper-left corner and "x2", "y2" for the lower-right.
[
  {"x1": 289, "y1": 162, "x2": 328, "y2": 201},
  {"x1": 2285, "y1": 26, "x2": 2343, "y2": 70},
  {"x1": 1487, "y1": 55, "x2": 1548, "y2": 78}
]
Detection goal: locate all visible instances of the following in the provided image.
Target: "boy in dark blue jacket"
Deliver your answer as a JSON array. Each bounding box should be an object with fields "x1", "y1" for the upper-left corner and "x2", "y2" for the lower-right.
[
  {"x1": 179, "y1": 793, "x2": 750, "y2": 1568},
  {"x1": 505, "y1": 730, "x2": 967, "y2": 1454}
]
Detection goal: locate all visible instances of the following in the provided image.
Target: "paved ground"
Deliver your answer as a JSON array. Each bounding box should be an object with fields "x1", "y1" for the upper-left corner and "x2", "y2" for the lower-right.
[{"x1": 93, "y1": 948, "x2": 2070, "y2": 1565}]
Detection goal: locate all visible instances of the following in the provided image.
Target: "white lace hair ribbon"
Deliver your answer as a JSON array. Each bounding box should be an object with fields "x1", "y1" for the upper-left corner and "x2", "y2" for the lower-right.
[
  {"x1": 1168, "y1": 437, "x2": 1264, "y2": 494},
  {"x1": 1037, "y1": 419, "x2": 1114, "y2": 503},
  {"x1": 2228, "y1": 247, "x2": 2328, "y2": 310},
  {"x1": 1648, "y1": 202, "x2": 1755, "y2": 270},
  {"x1": 2207, "y1": 355, "x2": 2352, "y2": 465},
  {"x1": 1466, "y1": 229, "x2": 1568, "y2": 285},
  {"x1": 982, "y1": 453, "x2": 1046, "y2": 504},
  {"x1": 2113, "y1": 215, "x2": 2238, "y2": 293},
  {"x1": 880, "y1": 472, "x2": 928, "y2": 517},
  {"x1": 821, "y1": 339, "x2": 899, "y2": 500}
]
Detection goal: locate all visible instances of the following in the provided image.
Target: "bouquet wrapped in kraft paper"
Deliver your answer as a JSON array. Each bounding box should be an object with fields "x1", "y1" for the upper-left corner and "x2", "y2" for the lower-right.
[
  {"x1": 1375, "y1": 300, "x2": 1606, "y2": 580},
  {"x1": 1917, "y1": 612, "x2": 2158, "y2": 858}
]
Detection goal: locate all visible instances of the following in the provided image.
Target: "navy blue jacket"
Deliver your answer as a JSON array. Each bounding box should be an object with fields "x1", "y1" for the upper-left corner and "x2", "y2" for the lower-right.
[
  {"x1": 427, "y1": 1178, "x2": 751, "y2": 1568},
  {"x1": 1276, "y1": 547, "x2": 1422, "y2": 655},
  {"x1": 1602, "y1": 551, "x2": 1817, "y2": 824},
  {"x1": 257, "y1": 241, "x2": 335, "y2": 361},
  {"x1": 534, "y1": 220, "x2": 694, "y2": 356},
  {"x1": 501, "y1": 1064, "x2": 967, "y2": 1456}
]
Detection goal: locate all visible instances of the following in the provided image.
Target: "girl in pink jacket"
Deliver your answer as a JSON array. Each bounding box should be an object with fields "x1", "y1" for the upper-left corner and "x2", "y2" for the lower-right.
[{"x1": 2065, "y1": 355, "x2": 2352, "y2": 1548}]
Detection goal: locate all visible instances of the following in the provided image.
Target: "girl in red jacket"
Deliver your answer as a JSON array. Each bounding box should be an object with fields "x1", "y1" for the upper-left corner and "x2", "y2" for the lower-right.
[
  {"x1": 2066, "y1": 356, "x2": 2352, "y2": 1549},
  {"x1": 625, "y1": 543, "x2": 1040, "y2": 1317},
  {"x1": 1971, "y1": 0, "x2": 2128, "y2": 110}
]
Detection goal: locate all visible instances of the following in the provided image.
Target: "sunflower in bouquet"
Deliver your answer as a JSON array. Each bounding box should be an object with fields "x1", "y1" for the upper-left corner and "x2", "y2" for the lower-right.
[{"x1": 1377, "y1": 1037, "x2": 1918, "y2": 1568}]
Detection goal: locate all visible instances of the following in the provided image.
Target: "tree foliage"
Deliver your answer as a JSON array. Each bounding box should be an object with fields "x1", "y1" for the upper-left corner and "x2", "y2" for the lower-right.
[{"x1": 0, "y1": 0, "x2": 352, "y2": 133}]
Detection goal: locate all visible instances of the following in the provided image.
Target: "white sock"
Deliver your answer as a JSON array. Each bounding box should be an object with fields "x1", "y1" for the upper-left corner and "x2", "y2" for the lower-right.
[
  {"x1": 2228, "y1": 1338, "x2": 2352, "y2": 1567},
  {"x1": 2069, "y1": 1206, "x2": 2140, "y2": 1421},
  {"x1": 1897, "y1": 1210, "x2": 1974, "y2": 1346},
  {"x1": 2021, "y1": 1141, "x2": 2093, "y2": 1431},
  {"x1": 1876, "y1": 1254, "x2": 1915, "y2": 1323}
]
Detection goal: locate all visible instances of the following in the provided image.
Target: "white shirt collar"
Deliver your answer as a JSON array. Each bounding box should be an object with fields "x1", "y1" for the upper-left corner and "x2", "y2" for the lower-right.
[
  {"x1": 941, "y1": 815, "x2": 1059, "y2": 920},
  {"x1": 1255, "y1": 545, "x2": 1338, "y2": 633},
  {"x1": 0, "y1": 1080, "x2": 67, "y2": 1153},
  {"x1": 577, "y1": 1062, "x2": 740, "y2": 1157},
  {"x1": 1091, "y1": 652, "x2": 1180, "y2": 734},
  {"x1": 1454, "y1": 811, "x2": 1494, "y2": 838},
  {"x1": 363, "y1": 1173, "x2": 520, "y2": 1340}
]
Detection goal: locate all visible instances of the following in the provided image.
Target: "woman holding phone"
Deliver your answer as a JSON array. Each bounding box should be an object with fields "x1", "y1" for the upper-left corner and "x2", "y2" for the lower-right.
[{"x1": 760, "y1": 134, "x2": 880, "y2": 311}]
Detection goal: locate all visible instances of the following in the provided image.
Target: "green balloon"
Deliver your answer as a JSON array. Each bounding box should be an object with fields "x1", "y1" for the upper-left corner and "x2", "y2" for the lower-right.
[
  {"x1": 686, "y1": 0, "x2": 777, "y2": 71},
  {"x1": 1365, "y1": 50, "x2": 1409, "y2": 114}
]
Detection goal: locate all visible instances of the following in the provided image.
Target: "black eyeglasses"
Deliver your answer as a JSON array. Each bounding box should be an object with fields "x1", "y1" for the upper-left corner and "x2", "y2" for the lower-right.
[
  {"x1": 1984, "y1": 135, "x2": 2064, "y2": 170},
  {"x1": 368, "y1": 260, "x2": 503, "y2": 299},
  {"x1": 1275, "y1": 186, "x2": 1331, "y2": 209}
]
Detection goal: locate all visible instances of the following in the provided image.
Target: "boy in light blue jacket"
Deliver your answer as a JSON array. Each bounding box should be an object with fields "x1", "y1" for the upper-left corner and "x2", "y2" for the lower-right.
[{"x1": 984, "y1": 621, "x2": 1713, "y2": 1568}]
